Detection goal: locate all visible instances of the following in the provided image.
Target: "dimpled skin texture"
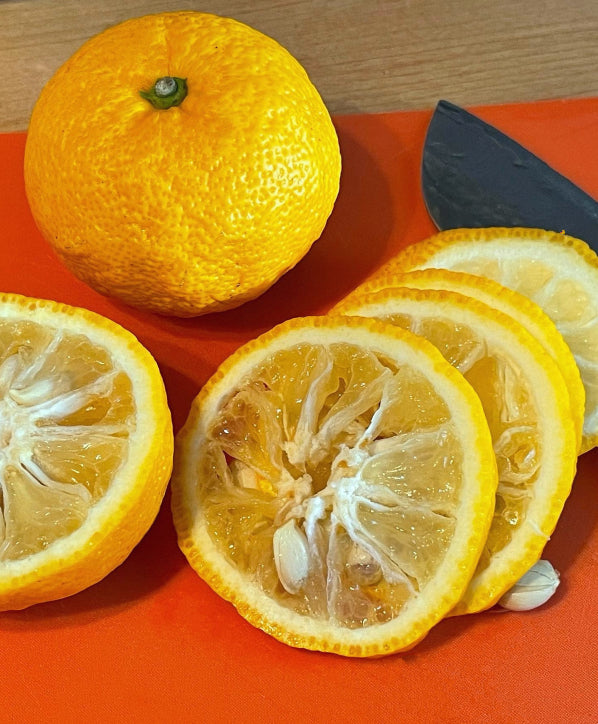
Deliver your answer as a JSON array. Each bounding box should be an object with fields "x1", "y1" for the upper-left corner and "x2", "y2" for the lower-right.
[{"x1": 24, "y1": 11, "x2": 341, "y2": 317}]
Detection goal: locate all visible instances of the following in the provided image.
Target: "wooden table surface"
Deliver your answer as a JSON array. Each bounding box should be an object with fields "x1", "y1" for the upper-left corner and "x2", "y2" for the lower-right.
[{"x1": 1, "y1": 0, "x2": 597, "y2": 132}]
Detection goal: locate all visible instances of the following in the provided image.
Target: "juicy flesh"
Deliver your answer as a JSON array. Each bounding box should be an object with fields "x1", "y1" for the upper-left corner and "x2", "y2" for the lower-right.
[
  {"x1": 385, "y1": 311, "x2": 539, "y2": 573},
  {"x1": 200, "y1": 342, "x2": 464, "y2": 629},
  {"x1": 0, "y1": 320, "x2": 135, "y2": 561}
]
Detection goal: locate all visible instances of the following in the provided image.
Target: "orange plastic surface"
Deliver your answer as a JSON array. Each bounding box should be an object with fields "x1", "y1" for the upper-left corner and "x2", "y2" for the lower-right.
[{"x1": 1, "y1": 98, "x2": 597, "y2": 723}]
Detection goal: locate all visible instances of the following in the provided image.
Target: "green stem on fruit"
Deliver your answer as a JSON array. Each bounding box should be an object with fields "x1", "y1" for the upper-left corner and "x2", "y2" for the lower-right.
[{"x1": 139, "y1": 76, "x2": 188, "y2": 110}]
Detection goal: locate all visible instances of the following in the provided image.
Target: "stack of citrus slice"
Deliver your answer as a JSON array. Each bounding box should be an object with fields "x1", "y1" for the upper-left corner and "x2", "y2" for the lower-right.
[
  {"x1": 172, "y1": 227, "x2": 590, "y2": 655},
  {"x1": 172, "y1": 316, "x2": 498, "y2": 656},
  {"x1": 331, "y1": 277, "x2": 578, "y2": 615}
]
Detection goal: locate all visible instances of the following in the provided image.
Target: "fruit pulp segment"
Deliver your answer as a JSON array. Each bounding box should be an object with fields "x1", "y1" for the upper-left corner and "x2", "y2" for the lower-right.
[
  {"x1": 0, "y1": 320, "x2": 135, "y2": 561},
  {"x1": 199, "y1": 341, "x2": 464, "y2": 628},
  {"x1": 383, "y1": 311, "x2": 538, "y2": 570}
]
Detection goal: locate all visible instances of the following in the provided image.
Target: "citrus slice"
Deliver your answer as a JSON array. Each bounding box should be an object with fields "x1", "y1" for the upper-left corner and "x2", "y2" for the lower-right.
[
  {"x1": 376, "y1": 227, "x2": 598, "y2": 452},
  {"x1": 331, "y1": 287, "x2": 578, "y2": 615},
  {"x1": 172, "y1": 316, "x2": 497, "y2": 655},
  {"x1": 340, "y1": 268, "x2": 585, "y2": 451},
  {"x1": 0, "y1": 293, "x2": 173, "y2": 610}
]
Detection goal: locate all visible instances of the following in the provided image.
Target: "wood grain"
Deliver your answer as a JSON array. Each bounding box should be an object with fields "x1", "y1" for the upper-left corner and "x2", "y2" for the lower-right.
[{"x1": 1, "y1": 0, "x2": 597, "y2": 131}]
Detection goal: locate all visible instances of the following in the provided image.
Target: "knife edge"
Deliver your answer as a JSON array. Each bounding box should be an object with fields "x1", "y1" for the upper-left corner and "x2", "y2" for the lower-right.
[{"x1": 422, "y1": 100, "x2": 598, "y2": 250}]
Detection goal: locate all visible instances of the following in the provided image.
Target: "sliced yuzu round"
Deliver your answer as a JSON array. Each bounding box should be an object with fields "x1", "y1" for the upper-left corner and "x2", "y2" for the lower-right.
[
  {"x1": 0, "y1": 293, "x2": 173, "y2": 610},
  {"x1": 171, "y1": 315, "x2": 497, "y2": 655}
]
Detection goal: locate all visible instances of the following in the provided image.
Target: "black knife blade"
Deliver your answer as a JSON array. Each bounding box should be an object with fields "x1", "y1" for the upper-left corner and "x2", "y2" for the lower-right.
[{"x1": 422, "y1": 100, "x2": 598, "y2": 251}]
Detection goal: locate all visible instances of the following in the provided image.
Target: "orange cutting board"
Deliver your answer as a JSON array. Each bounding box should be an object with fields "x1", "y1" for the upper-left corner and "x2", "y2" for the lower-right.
[{"x1": 1, "y1": 98, "x2": 597, "y2": 724}]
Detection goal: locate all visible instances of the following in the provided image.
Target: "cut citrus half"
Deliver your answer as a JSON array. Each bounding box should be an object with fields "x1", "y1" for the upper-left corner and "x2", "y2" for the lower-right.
[
  {"x1": 331, "y1": 287, "x2": 578, "y2": 615},
  {"x1": 340, "y1": 268, "x2": 585, "y2": 451},
  {"x1": 172, "y1": 316, "x2": 497, "y2": 656},
  {"x1": 0, "y1": 293, "x2": 173, "y2": 610},
  {"x1": 377, "y1": 227, "x2": 598, "y2": 452}
]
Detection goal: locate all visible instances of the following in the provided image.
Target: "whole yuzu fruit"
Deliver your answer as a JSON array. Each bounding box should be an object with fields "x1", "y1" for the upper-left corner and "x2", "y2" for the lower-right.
[{"x1": 24, "y1": 11, "x2": 341, "y2": 316}]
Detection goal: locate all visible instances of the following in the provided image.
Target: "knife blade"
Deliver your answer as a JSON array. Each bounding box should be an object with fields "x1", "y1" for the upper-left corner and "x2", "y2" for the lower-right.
[{"x1": 421, "y1": 100, "x2": 598, "y2": 251}]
